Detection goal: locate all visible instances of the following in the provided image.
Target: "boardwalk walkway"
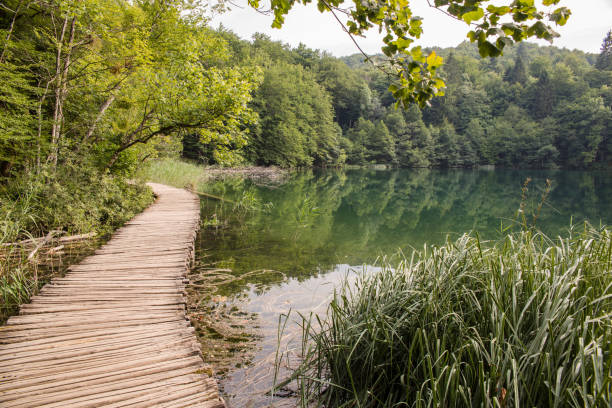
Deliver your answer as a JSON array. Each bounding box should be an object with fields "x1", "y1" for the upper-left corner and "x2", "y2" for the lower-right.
[{"x1": 0, "y1": 183, "x2": 225, "y2": 407}]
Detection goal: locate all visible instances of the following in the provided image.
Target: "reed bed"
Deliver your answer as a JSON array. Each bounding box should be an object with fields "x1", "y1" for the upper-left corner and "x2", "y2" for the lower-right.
[
  {"x1": 137, "y1": 158, "x2": 209, "y2": 189},
  {"x1": 137, "y1": 158, "x2": 288, "y2": 190},
  {"x1": 294, "y1": 225, "x2": 611, "y2": 407}
]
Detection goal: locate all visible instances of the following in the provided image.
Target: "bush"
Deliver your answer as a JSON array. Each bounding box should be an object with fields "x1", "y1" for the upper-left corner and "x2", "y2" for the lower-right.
[
  {"x1": 296, "y1": 226, "x2": 611, "y2": 407},
  {"x1": 0, "y1": 164, "x2": 154, "y2": 241}
]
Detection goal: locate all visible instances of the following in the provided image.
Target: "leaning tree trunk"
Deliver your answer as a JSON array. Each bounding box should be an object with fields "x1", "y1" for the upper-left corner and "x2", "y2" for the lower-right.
[
  {"x1": 47, "y1": 17, "x2": 68, "y2": 167},
  {"x1": 0, "y1": 0, "x2": 27, "y2": 63},
  {"x1": 80, "y1": 81, "x2": 123, "y2": 150}
]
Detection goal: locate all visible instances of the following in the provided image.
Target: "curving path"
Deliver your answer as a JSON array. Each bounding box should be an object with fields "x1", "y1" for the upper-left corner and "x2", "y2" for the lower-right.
[{"x1": 0, "y1": 183, "x2": 225, "y2": 408}]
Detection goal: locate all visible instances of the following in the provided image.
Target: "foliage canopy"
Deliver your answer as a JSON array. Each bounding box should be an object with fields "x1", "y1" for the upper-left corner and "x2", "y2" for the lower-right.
[{"x1": 247, "y1": 0, "x2": 572, "y2": 106}]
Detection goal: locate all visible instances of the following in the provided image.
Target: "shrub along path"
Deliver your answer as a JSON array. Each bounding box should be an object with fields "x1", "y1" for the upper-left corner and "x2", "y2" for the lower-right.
[{"x1": 0, "y1": 183, "x2": 225, "y2": 407}]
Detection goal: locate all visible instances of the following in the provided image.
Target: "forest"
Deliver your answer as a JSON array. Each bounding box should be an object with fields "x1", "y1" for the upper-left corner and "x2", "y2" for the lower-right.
[
  {"x1": 1, "y1": 0, "x2": 611, "y2": 181},
  {"x1": 185, "y1": 31, "x2": 612, "y2": 169}
]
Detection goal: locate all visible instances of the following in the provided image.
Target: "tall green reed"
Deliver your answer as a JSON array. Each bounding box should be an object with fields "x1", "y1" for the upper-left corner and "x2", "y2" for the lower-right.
[
  {"x1": 136, "y1": 158, "x2": 208, "y2": 189},
  {"x1": 293, "y1": 225, "x2": 611, "y2": 407}
]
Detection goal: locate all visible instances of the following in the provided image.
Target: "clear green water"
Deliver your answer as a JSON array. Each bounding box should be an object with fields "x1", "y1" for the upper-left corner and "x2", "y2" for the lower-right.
[{"x1": 194, "y1": 168, "x2": 611, "y2": 407}]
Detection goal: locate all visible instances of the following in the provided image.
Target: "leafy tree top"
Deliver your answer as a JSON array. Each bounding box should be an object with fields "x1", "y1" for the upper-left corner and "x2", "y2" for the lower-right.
[
  {"x1": 596, "y1": 29, "x2": 612, "y2": 70},
  {"x1": 246, "y1": 0, "x2": 571, "y2": 107}
]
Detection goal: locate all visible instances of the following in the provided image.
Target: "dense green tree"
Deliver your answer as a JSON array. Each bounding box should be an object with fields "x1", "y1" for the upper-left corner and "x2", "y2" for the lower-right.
[
  {"x1": 366, "y1": 120, "x2": 395, "y2": 163},
  {"x1": 441, "y1": 53, "x2": 463, "y2": 85},
  {"x1": 532, "y1": 118, "x2": 560, "y2": 168},
  {"x1": 345, "y1": 118, "x2": 374, "y2": 165},
  {"x1": 315, "y1": 57, "x2": 371, "y2": 130},
  {"x1": 453, "y1": 79, "x2": 490, "y2": 134},
  {"x1": 432, "y1": 120, "x2": 460, "y2": 168},
  {"x1": 247, "y1": 62, "x2": 341, "y2": 167},
  {"x1": 596, "y1": 30, "x2": 612, "y2": 70},
  {"x1": 504, "y1": 55, "x2": 528, "y2": 85},
  {"x1": 465, "y1": 119, "x2": 492, "y2": 164},
  {"x1": 481, "y1": 74, "x2": 512, "y2": 118},
  {"x1": 0, "y1": 62, "x2": 36, "y2": 175},
  {"x1": 529, "y1": 69, "x2": 554, "y2": 119},
  {"x1": 390, "y1": 105, "x2": 432, "y2": 167},
  {"x1": 554, "y1": 96, "x2": 610, "y2": 168},
  {"x1": 550, "y1": 63, "x2": 589, "y2": 102}
]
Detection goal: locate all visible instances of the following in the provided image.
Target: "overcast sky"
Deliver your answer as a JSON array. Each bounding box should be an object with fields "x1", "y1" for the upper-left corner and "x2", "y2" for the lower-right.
[{"x1": 209, "y1": 0, "x2": 612, "y2": 56}]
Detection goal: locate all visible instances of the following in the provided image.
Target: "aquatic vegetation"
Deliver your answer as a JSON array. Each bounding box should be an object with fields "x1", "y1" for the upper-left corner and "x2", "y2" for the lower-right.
[
  {"x1": 294, "y1": 225, "x2": 612, "y2": 407},
  {"x1": 186, "y1": 259, "x2": 287, "y2": 376}
]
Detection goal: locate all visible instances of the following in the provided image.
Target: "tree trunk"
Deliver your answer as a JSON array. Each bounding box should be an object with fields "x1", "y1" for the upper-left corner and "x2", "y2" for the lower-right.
[
  {"x1": 0, "y1": 0, "x2": 24, "y2": 63},
  {"x1": 47, "y1": 16, "x2": 68, "y2": 167},
  {"x1": 36, "y1": 80, "x2": 51, "y2": 173},
  {"x1": 81, "y1": 86, "x2": 120, "y2": 149},
  {"x1": 106, "y1": 149, "x2": 122, "y2": 170},
  {"x1": 48, "y1": 16, "x2": 76, "y2": 167}
]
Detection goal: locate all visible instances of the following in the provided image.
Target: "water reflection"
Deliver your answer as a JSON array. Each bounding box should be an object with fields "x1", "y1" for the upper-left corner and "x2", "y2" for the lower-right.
[
  {"x1": 200, "y1": 169, "x2": 611, "y2": 281},
  {"x1": 194, "y1": 168, "x2": 611, "y2": 407}
]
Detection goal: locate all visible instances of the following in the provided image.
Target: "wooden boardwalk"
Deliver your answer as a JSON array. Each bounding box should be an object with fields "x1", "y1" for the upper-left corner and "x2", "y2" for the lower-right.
[{"x1": 0, "y1": 183, "x2": 225, "y2": 407}]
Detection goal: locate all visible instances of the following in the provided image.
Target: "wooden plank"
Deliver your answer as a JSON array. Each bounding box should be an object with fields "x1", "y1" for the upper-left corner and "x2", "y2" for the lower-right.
[
  {"x1": 0, "y1": 326, "x2": 193, "y2": 357},
  {"x1": 0, "y1": 183, "x2": 226, "y2": 407},
  {"x1": 0, "y1": 322, "x2": 191, "y2": 350}
]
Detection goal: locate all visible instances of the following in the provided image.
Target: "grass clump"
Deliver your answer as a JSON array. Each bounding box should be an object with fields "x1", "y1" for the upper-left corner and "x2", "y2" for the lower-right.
[
  {"x1": 136, "y1": 158, "x2": 208, "y2": 190},
  {"x1": 295, "y1": 225, "x2": 611, "y2": 407}
]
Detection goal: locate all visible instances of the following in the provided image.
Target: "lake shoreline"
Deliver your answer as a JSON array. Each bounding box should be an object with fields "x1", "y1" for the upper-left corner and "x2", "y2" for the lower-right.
[{"x1": 173, "y1": 165, "x2": 611, "y2": 407}]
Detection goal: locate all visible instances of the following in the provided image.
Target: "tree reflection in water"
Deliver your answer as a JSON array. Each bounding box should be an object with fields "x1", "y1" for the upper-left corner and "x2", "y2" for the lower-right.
[{"x1": 192, "y1": 168, "x2": 611, "y2": 407}]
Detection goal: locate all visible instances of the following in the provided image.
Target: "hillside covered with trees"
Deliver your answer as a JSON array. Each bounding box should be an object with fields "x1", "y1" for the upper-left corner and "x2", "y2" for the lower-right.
[{"x1": 186, "y1": 31, "x2": 612, "y2": 169}]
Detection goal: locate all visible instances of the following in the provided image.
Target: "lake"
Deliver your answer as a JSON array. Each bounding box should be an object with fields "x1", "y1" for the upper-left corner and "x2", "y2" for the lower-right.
[{"x1": 191, "y1": 168, "x2": 611, "y2": 407}]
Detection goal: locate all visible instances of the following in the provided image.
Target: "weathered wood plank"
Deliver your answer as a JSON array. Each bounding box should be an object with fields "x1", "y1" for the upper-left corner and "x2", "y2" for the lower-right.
[{"x1": 0, "y1": 183, "x2": 225, "y2": 407}]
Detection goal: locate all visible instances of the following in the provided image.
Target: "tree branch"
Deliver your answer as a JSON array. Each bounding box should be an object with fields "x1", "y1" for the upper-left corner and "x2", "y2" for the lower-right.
[{"x1": 320, "y1": 0, "x2": 393, "y2": 76}]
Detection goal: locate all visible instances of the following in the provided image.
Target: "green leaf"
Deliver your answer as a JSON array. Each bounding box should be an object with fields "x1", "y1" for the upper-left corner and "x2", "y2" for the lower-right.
[
  {"x1": 478, "y1": 41, "x2": 500, "y2": 58},
  {"x1": 462, "y1": 8, "x2": 484, "y2": 24},
  {"x1": 394, "y1": 37, "x2": 413, "y2": 50},
  {"x1": 486, "y1": 5, "x2": 511, "y2": 15},
  {"x1": 486, "y1": 28, "x2": 505, "y2": 37},
  {"x1": 496, "y1": 36, "x2": 513, "y2": 50},
  {"x1": 550, "y1": 7, "x2": 571, "y2": 26}
]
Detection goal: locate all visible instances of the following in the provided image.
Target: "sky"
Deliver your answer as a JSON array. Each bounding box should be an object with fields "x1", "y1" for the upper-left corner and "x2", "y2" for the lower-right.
[{"x1": 209, "y1": 0, "x2": 612, "y2": 56}]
